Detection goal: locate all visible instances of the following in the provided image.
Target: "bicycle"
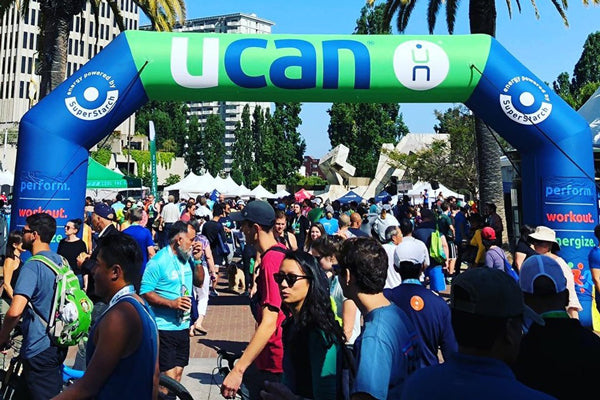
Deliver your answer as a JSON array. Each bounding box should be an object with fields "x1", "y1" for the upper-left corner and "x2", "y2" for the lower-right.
[
  {"x1": 61, "y1": 364, "x2": 194, "y2": 400},
  {"x1": 0, "y1": 328, "x2": 24, "y2": 400},
  {"x1": 209, "y1": 348, "x2": 248, "y2": 400}
]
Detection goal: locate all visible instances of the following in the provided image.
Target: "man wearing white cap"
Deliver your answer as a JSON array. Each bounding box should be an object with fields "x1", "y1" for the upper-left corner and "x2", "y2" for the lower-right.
[
  {"x1": 528, "y1": 226, "x2": 582, "y2": 319},
  {"x1": 514, "y1": 255, "x2": 600, "y2": 400}
]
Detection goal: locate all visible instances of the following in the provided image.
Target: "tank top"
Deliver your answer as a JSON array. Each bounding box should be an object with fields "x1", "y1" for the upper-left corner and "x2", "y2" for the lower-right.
[
  {"x1": 86, "y1": 296, "x2": 158, "y2": 399},
  {"x1": 1, "y1": 258, "x2": 22, "y2": 302}
]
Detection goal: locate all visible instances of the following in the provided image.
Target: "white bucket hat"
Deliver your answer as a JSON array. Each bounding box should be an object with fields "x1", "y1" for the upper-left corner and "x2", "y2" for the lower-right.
[{"x1": 528, "y1": 226, "x2": 560, "y2": 252}]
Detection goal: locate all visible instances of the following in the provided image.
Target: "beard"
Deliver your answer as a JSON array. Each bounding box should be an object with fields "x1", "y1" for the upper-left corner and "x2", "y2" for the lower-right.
[
  {"x1": 22, "y1": 238, "x2": 33, "y2": 251},
  {"x1": 176, "y1": 245, "x2": 192, "y2": 263}
]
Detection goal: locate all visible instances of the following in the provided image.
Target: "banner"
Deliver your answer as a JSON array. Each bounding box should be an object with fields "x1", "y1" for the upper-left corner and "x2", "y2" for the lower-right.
[{"x1": 149, "y1": 120, "x2": 158, "y2": 199}]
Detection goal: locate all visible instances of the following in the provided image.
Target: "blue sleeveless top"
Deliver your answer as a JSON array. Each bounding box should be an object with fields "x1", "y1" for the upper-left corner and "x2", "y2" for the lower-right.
[{"x1": 86, "y1": 296, "x2": 158, "y2": 399}]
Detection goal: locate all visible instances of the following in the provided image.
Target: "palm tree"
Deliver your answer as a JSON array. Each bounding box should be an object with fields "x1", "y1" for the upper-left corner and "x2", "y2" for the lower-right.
[
  {"x1": 0, "y1": 0, "x2": 186, "y2": 98},
  {"x1": 382, "y1": 0, "x2": 590, "y2": 244}
]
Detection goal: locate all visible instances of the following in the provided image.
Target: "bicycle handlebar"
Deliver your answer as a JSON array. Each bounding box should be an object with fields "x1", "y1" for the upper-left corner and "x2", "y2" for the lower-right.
[{"x1": 217, "y1": 349, "x2": 242, "y2": 371}]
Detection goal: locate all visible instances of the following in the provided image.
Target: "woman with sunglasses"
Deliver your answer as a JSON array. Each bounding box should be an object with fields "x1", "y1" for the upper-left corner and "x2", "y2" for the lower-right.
[
  {"x1": 1, "y1": 230, "x2": 24, "y2": 316},
  {"x1": 57, "y1": 218, "x2": 88, "y2": 290},
  {"x1": 275, "y1": 250, "x2": 345, "y2": 400},
  {"x1": 304, "y1": 222, "x2": 326, "y2": 252}
]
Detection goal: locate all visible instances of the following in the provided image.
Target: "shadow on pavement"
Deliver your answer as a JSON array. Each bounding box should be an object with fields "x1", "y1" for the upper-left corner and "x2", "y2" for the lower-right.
[
  {"x1": 209, "y1": 293, "x2": 251, "y2": 306},
  {"x1": 187, "y1": 371, "x2": 217, "y2": 384},
  {"x1": 197, "y1": 338, "x2": 247, "y2": 355}
]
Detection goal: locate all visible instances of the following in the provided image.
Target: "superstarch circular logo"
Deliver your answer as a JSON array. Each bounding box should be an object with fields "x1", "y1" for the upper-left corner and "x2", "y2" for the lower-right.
[
  {"x1": 393, "y1": 40, "x2": 450, "y2": 91},
  {"x1": 65, "y1": 71, "x2": 119, "y2": 121},
  {"x1": 499, "y1": 76, "x2": 552, "y2": 125}
]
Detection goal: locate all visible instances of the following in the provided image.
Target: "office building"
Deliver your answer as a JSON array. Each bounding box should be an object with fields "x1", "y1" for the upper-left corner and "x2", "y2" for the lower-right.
[{"x1": 0, "y1": 0, "x2": 139, "y2": 135}]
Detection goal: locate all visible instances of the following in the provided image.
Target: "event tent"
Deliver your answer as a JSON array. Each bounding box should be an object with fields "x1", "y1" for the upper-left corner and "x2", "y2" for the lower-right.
[
  {"x1": 0, "y1": 170, "x2": 13, "y2": 186},
  {"x1": 250, "y1": 184, "x2": 276, "y2": 199},
  {"x1": 406, "y1": 181, "x2": 464, "y2": 204},
  {"x1": 86, "y1": 158, "x2": 143, "y2": 200},
  {"x1": 337, "y1": 190, "x2": 364, "y2": 204},
  {"x1": 275, "y1": 189, "x2": 291, "y2": 199},
  {"x1": 294, "y1": 188, "x2": 312, "y2": 202},
  {"x1": 374, "y1": 190, "x2": 391, "y2": 203},
  {"x1": 577, "y1": 85, "x2": 600, "y2": 146}
]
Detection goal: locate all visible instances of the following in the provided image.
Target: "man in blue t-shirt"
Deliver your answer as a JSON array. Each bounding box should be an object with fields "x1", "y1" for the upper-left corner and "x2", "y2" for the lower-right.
[
  {"x1": 141, "y1": 221, "x2": 202, "y2": 386},
  {"x1": 123, "y1": 207, "x2": 156, "y2": 274},
  {"x1": 384, "y1": 257, "x2": 457, "y2": 367},
  {"x1": 0, "y1": 213, "x2": 68, "y2": 400},
  {"x1": 337, "y1": 237, "x2": 421, "y2": 399}
]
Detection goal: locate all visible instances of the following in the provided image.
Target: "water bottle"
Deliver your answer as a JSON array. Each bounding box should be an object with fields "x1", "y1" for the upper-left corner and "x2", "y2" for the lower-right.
[{"x1": 178, "y1": 284, "x2": 191, "y2": 324}]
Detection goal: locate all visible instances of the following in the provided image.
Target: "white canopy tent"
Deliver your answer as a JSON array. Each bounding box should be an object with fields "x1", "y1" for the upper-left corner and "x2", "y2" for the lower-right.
[
  {"x1": 164, "y1": 171, "x2": 217, "y2": 199},
  {"x1": 250, "y1": 184, "x2": 276, "y2": 199},
  {"x1": 0, "y1": 170, "x2": 13, "y2": 186},
  {"x1": 406, "y1": 181, "x2": 464, "y2": 204},
  {"x1": 274, "y1": 189, "x2": 291, "y2": 198},
  {"x1": 578, "y1": 85, "x2": 600, "y2": 145}
]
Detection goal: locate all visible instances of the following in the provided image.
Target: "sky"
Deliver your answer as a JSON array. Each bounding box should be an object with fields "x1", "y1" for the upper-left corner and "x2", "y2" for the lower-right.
[{"x1": 142, "y1": 0, "x2": 600, "y2": 158}]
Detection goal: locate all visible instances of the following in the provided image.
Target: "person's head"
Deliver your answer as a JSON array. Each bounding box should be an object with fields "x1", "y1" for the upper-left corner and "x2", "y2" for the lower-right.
[
  {"x1": 168, "y1": 195, "x2": 175, "y2": 203},
  {"x1": 292, "y1": 202, "x2": 302, "y2": 215},
  {"x1": 93, "y1": 232, "x2": 143, "y2": 299},
  {"x1": 481, "y1": 227, "x2": 497, "y2": 249},
  {"x1": 349, "y1": 211, "x2": 362, "y2": 228},
  {"x1": 186, "y1": 202, "x2": 197, "y2": 215},
  {"x1": 274, "y1": 210, "x2": 287, "y2": 235},
  {"x1": 65, "y1": 218, "x2": 82, "y2": 236},
  {"x1": 381, "y1": 203, "x2": 392, "y2": 217},
  {"x1": 384, "y1": 225, "x2": 402, "y2": 245},
  {"x1": 595, "y1": 224, "x2": 600, "y2": 242},
  {"x1": 450, "y1": 267, "x2": 530, "y2": 364},
  {"x1": 337, "y1": 237, "x2": 388, "y2": 299},
  {"x1": 469, "y1": 213, "x2": 484, "y2": 229},
  {"x1": 440, "y1": 202, "x2": 449, "y2": 212},
  {"x1": 23, "y1": 213, "x2": 57, "y2": 249},
  {"x1": 276, "y1": 250, "x2": 345, "y2": 345},
  {"x1": 128, "y1": 207, "x2": 144, "y2": 223},
  {"x1": 420, "y1": 208, "x2": 434, "y2": 222},
  {"x1": 485, "y1": 202, "x2": 497, "y2": 214},
  {"x1": 91, "y1": 203, "x2": 115, "y2": 232},
  {"x1": 512, "y1": 222, "x2": 529, "y2": 241},
  {"x1": 325, "y1": 205, "x2": 334, "y2": 219},
  {"x1": 230, "y1": 200, "x2": 276, "y2": 246},
  {"x1": 394, "y1": 257, "x2": 423, "y2": 280},
  {"x1": 6, "y1": 230, "x2": 23, "y2": 259},
  {"x1": 168, "y1": 221, "x2": 196, "y2": 262},
  {"x1": 528, "y1": 226, "x2": 560, "y2": 254},
  {"x1": 147, "y1": 194, "x2": 155, "y2": 203},
  {"x1": 519, "y1": 255, "x2": 568, "y2": 315},
  {"x1": 338, "y1": 213, "x2": 351, "y2": 230},
  {"x1": 305, "y1": 222, "x2": 326, "y2": 249},
  {"x1": 212, "y1": 203, "x2": 225, "y2": 218},
  {"x1": 399, "y1": 218, "x2": 414, "y2": 236},
  {"x1": 310, "y1": 235, "x2": 344, "y2": 274}
]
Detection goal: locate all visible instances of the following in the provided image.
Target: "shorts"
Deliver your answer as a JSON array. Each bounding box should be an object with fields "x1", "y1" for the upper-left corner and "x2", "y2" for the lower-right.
[
  {"x1": 158, "y1": 329, "x2": 190, "y2": 371},
  {"x1": 447, "y1": 241, "x2": 457, "y2": 259},
  {"x1": 425, "y1": 265, "x2": 446, "y2": 292}
]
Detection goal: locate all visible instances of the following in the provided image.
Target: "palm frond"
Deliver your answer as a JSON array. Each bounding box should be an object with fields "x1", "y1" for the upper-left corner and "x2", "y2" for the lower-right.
[
  {"x1": 383, "y1": 0, "x2": 402, "y2": 27},
  {"x1": 89, "y1": 0, "x2": 101, "y2": 45},
  {"x1": 446, "y1": 0, "x2": 459, "y2": 33},
  {"x1": 0, "y1": 0, "x2": 15, "y2": 19},
  {"x1": 505, "y1": 0, "x2": 513, "y2": 18},
  {"x1": 514, "y1": 0, "x2": 522, "y2": 14},
  {"x1": 528, "y1": 0, "x2": 541, "y2": 19},
  {"x1": 427, "y1": 0, "x2": 443, "y2": 34},
  {"x1": 548, "y1": 0, "x2": 569, "y2": 27},
  {"x1": 134, "y1": 0, "x2": 186, "y2": 32},
  {"x1": 399, "y1": 0, "x2": 417, "y2": 33},
  {"x1": 106, "y1": 0, "x2": 126, "y2": 31}
]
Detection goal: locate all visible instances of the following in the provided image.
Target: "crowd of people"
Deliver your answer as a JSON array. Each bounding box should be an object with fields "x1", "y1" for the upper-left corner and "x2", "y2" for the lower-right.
[{"x1": 0, "y1": 189, "x2": 599, "y2": 399}]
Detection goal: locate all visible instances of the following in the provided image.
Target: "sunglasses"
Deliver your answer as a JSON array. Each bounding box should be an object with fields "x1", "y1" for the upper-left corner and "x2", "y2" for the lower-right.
[
  {"x1": 273, "y1": 272, "x2": 312, "y2": 287},
  {"x1": 22, "y1": 228, "x2": 35, "y2": 235}
]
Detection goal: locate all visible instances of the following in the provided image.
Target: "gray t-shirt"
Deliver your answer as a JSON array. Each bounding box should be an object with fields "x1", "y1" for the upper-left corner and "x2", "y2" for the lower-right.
[{"x1": 14, "y1": 250, "x2": 63, "y2": 359}]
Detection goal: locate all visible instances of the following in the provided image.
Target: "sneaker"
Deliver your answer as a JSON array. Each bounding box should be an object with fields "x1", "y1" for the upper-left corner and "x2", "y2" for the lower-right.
[{"x1": 209, "y1": 289, "x2": 219, "y2": 297}]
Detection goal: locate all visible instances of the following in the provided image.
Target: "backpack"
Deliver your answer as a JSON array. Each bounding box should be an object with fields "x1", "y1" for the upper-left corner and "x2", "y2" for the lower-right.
[
  {"x1": 429, "y1": 229, "x2": 447, "y2": 265},
  {"x1": 28, "y1": 255, "x2": 94, "y2": 347},
  {"x1": 493, "y1": 248, "x2": 519, "y2": 282}
]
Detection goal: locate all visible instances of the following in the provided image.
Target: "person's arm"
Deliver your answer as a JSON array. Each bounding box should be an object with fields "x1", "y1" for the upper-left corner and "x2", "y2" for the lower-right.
[
  {"x1": 51, "y1": 302, "x2": 144, "y2": 399},
  {"x1": 2, "y1": 258, "x2": 16, "y2": 299},
  {"x1": 342, "y1": 299, "x2": 358, "y2": 342},
  {"x1": 288, "y1": 233, "x2": 298, "y2": 251},
  {"x1": 221, "y1": 305, "x2": 280, "y2": 398},
  {"x1": 441, "y1": 235, "x2": 449, "y2": 270},
  {"x1": 513, "y1": 251, "x2": 527, "y2": 271},
  {"x1": 0, "y1": 295, "x2": 27, "y2": 347},
  {"x1": 204, "y1": 245, "x2": 218, "y2": 280},
  {"x1": 147, "y1": 246, "x2": 156, "y2": 259},
  {"x1": 140, "y1": 261, "x2": 190, "y2": 311}
]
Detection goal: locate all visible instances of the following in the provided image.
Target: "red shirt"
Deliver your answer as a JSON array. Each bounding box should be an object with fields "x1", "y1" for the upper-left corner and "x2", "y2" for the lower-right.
[{"x1": 254, "y1": 244, "x2": 287, "y2": 373}]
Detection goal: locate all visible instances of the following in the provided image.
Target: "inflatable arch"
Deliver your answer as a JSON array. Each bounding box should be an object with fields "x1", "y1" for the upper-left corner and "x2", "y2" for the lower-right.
[{"x1": 12, "y1": 31, "x2": 597, "y2": 325}]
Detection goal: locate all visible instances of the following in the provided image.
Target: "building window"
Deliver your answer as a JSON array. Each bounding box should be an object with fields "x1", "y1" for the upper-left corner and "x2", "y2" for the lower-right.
[
  {"x1": 32, "y1": 9, "x2": 36, "y2": 25},
  {"x1": 27, "y1": 57, "x2": 32, "y2": 74},
  {"x1": 88, "y1": 44, "x2": 92, "y2": 58},
  {"x1": 89, "y1": 21, "x2": 94, "y2": 35},
  {"x1": 19, "y1": 81, "x2": 24, "y2": 99},
  {"x1": 22, "y1": 32, "x2": 27, "y2": 48},
  {"x1": 20, "y1": 56, "x2": 25, "y2": 73},
  {"x1": 29, "y1": 32, "x2": 34, "y2": 50},
  {"x1": 68, "y1": 39, "x2": 72, "y2": 54},
  {"x1": 100, "y1": 25, "x2": 104, "y2": 39},
  {"x1": 81, "y1": 17, "x2": 86, "y2": 35},
  {"x1": 67, "y1": 62, "x2": 71, "y2": 76},
  {"x1": 75, "y1": 17, "x2": 79, "y2": 32},
  {"x1": 24, "y1": 9, "x2": 29, "y2": 24}
]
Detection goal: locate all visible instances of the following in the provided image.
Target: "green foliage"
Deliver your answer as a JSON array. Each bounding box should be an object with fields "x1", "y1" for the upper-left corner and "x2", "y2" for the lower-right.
[
  {"x1": 90, "y1": 148, "x2": 112, "y2": 166},
  {"x1": 295, "y1": 174, "x2": 328, "y2": 188},
  {"x1": 231, "y1": 105, "x2": 259, "y2": 185},
  {"x1": 135, "y1": 100, "x2": 189, "y2": 155},
  {"x1": 165, "y1": 174, "x2": 181, "y2": 186},
  {"x1": 386, "y1": 106, "x2": 478, "y2": 196},
  {"x1": 259, "y1": 103, "x2": 306, "y2": 190},
  {"x1": 123, "y1": 150, "x2": 175, "y2": 175},
  {"x1": 184, "y1": 115, "x2": 202, "y2": 174},
  {"x1": 327, "y1": 4, "x2": 409, "y2": 178},
  {"x1": 202, "y1": 114, "x2": 226, "y2": 176},
  {"x1": 553, "y1": 31, "x2": 600, "y2": 110}
]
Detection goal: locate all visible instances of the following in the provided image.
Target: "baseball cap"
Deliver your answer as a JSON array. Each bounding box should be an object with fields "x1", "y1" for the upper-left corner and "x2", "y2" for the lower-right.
[
  {"x1": 393, "y1": 251, "x2": 423, "y2": 269},
  {"x1": 93, "y1": 203, "x2": 115, "y2": 221},
  {"x1": 519, "y1": 255, "x2": 567, "y2": 295},
  {"x1": 236, "y1": 199, "x2": 246, "y2": 206},
  {"x1": 481, "y1": 226, "x2": 496, "y2": 241},
  {"x1": 230, "y1": 200, "x2": 275, "y2": 227},
  {"x1": 451, "y1": 267, "x2": 541, "y2": 324},
  {"x1": 325, "y1": 205, "x2": 334, "y2": 214},
  {"x1": 382, "y1": 204, "x2": 392, "y2": 211}
]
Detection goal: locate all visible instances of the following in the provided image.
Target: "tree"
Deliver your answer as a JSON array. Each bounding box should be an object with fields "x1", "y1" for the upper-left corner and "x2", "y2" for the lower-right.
[
  {"x1": 0, "y1": 1, "x2": 185, "y2": 98},
  {"x1": 231, "y1": 105, "x2": 256, "y2": 185},
  {"x1": 553, "y1": 31, "x2": 600, "y2": 109},
  {"x1": 260, "y1": 103, "x2": 306, "y2": 190},
  {"x1": 136, "y1": 100, "x2": 189, "y2": 155},
  {"x1": 202, "y1": 114, "x2": 226, "y2": 176},
  {"x1": 184, "y1": 114, "x2": 202, "y2": 174},
  {"x1": 386, "y1": 105, "x2": 478, "y2": 196}
]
